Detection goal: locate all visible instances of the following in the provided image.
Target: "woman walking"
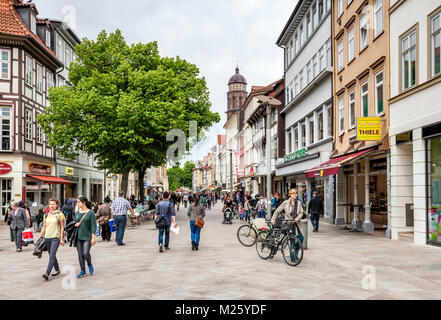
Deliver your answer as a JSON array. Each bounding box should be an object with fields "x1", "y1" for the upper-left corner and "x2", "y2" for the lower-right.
[
  {"x1": 244, "y1": 197, "x2": 251, "y2": 222},
  {"x1": 74, "y1": 196, "x2": 97, "y2": 278},
  {"x1": 39, "y1": 198, "x2": 65, "y2": 281},
  {"x1": 187, "y1": 194, "x2": 205, "y2": 251}
]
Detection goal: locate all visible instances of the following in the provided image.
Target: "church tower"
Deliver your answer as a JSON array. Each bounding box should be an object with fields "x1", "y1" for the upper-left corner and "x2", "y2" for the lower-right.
[{"x1": 226, "y1": 66, "x2": 248, "y2": 120}]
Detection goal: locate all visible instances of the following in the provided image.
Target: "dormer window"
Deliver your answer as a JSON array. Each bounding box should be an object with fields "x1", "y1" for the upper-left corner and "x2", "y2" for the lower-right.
[
  {"x1": 46, "y1": 30, "x2": 51, "y2": 48},
  {"x1": 30, "y1": 14, "x2": 36, "y2": 34}
]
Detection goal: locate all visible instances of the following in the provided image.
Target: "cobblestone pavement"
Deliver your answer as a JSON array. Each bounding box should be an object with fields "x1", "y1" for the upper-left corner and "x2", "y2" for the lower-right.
[{"x1": 1, "y1": 202, "x2": 441, "y2": 300}]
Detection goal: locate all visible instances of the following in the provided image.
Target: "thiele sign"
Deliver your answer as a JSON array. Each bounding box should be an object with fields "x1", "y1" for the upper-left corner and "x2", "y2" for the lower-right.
[
  {"x1": 357, "y1": 117, "x2": 381, "y2": 141},
  {"x1": 283, "y1": 147, "x2": 308, "y2": 163}
]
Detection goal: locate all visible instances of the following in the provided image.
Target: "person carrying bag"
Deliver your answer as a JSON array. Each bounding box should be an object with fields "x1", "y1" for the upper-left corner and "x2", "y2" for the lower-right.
[{"x1": 187, "y1": 194, "x2": 205, "y2": 251}]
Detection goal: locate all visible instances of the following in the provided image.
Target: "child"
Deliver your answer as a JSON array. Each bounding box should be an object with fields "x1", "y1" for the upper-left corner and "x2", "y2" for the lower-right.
[{"x1": 239, "y1": 206, "x2": 244, "y2": 221}]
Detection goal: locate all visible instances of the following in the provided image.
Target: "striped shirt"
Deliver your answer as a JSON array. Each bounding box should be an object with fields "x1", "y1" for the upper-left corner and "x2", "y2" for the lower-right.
[{"x1": 110, "y1": 197, "x2": 131, "y2": 216}]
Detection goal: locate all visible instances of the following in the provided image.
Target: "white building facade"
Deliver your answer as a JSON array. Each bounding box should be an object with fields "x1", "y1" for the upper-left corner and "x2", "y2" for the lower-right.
[
  {"x1": 389, "y1": 0, "x2": 441, "y2": 245},
  {"x1": 276, "y1": 0, "x2": 334, "y2": 218}
]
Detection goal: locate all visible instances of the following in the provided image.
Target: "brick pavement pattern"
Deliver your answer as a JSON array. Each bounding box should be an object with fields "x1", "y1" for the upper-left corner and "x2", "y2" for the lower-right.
[{"x1": 1, "y1": 202, "x2": 441, "y2": 300}]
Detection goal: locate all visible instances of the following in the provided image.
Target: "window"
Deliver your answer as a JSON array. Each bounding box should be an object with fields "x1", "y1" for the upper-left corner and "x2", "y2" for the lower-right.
[
  {"x1": 0, "y1": 50, "x2": 10, "y2": 80},
  {"x1": 36, "y1": 64, "x2": 42, "y2": 93},
  {"x1": 306, "y1": 13, "x2": 311, "y2": 39},
  {"x1": 47, "y1": 71, "x2": 53, "y2": 90},
  {"x1": 349, "y1": 91, "x2": 356, "y2": 128},
  {"x1": 338, "y1": 41, "x2": 344, "y2": 71},
  {"x1": 25, "y1": 55, "x2": 32, "y2": 86},
  {"x1": 325, "y1": 0, "x2": 331, "y2": 13},
  {"x1": 326, "y1": 39, "x2": 332, "y2": 67},
  {"x1": 348, "y1": 0, "x2": 353, "y2": 5},
  {"x1": 326, "y1": 103, "x2": 333, "y2": 137},
  {"x1": 295, "y1": 76, "x2": 299, "y2": 95},
  {"x1": 288, "y1": 40, "x2": 292, "y2": 63},
  {"x1": 339, "y1": 98, "x2": 344, "y2": 134},
  {"x1": 361, "y1": 82, "x2": 369, "y2": 116},
  {"x1": 307, "y1": 62, "x2": 312, "y2": 84},
  {"x1": 375, "y1": 71, "x2": 384, "y2": 114},
  {"x1": 30, "y1": 14, "x2": 36, "y2": 34},
  {"x1": 431, "y1": 11, "x2": 441, "y2": 77},
  {"x1": 374, "y1": 0, "x2": 383, "y2": 37},
  {"x1": 312, "y1": 2, "x2": 317, "y2": 30},
  {"x1": 338, "y1": 0, "x2": 343, "y2": 17},
  {"x1": 0, "y1": 106, "x2": 11, "y2": 151},
  {"x1": 295, "y1": 33, "x2": 299, "y2": 54},
  {"x1": 318, "y1": 110, "x2": 324, "y2": 141},
  {"x1": 36, "y1": 119, "x2": 42, "y2": 144},
  {"x1": 360, "y1": 14, "x2": 368, "y2": 50},
  {"x1": 299, "y1": 70, "x2": 304, "y2": 91},
  {"x1": 401, "y1": 29, "x2": 417, "y2": 90},
  {"x1": 58, "y1": 36, "x2": 64, "y2": 62},
  {"x1": 301, "y1": 121, "x2": 306, "y2": 147},
  {"x1": 25, "y1": 109, "x2": 33, "y2": 140},
  {"x1": 319, "y1": 47, "x2": 325, "y2": 71},
  {"x1": 46, "y1": 30, "x2": 51, "y2": 48},
  {"x1": 348, "y1": 28, "x2": 355, "y2": 62},
  {"x1": 294, "y1": 126, "x2": 298, "y2": 151},
  {"x1": 65, "y1": 47, "x2": 70, "y2": 68},
  {"x1": 318, "y1": 0, "x2": 324, "y2": 22},
  {"x1": 309, "y1": 115, "x2": 314, "y2": 145},
  {"x1": 313, "y1": 54, "x2": 318, "y2": 78},
  {"x1": 287, "y1": 131, "x2": 292, "y2": 154},
  {"x1": 290, "y1": 81, "x2": 294, "y2": 101},
  {"x1": 299, "y1": 25, "x2": 304, "y2": 48}
]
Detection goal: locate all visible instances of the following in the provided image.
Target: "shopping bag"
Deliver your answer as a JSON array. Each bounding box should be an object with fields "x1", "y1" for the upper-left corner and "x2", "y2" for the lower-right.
[
  {"x1": 170, "y1": 224, "x2": 180, "y2": 235},
  {"x1": 95, "y1": 224, "x2": 100, "y2": 237},
  {"x1": 109, "y1": 219, "x2": 116, "y2": 232},
  {"x1": 23, "y1": 228, "x2": 34, "y2": 245}
]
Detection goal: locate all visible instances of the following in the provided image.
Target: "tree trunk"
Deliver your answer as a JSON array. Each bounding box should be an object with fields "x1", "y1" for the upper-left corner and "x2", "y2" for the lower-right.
[
  {"x1": 138, "y1": 167, "x2": 146, "y2": 202},
  {"x1": 120, "y1": 169, "x2": 130, "y2": 197}
]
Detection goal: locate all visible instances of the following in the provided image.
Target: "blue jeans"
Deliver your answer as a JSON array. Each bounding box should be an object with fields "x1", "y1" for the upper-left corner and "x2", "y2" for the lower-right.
[
  {"x1": 310, "y1": 213, "x2": 320, "y2": 230},
  {"x1": 158, "y1": 225, "x2": 170, "y2": 248},
  {"x1": 244, "y1": 210, "x2": 250, "y2": 222},
  {"x1": 189, "y1": 220, "x2": 201, "y2": 245},
  {"x1": 114, "y1": 215, "x2": 126, "y2": 245},
  {"x1": 258, "y1": 210, "x2": 265, "y2": 219},
  {"x1": 45, "y1": 237, "x2": 60, "y2": 275},
  {"x1": 290, "y1": 226, "x2": 304, "y2": 262}
]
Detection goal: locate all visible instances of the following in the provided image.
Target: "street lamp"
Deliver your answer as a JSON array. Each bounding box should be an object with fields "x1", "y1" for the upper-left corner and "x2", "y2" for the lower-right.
[{"x1": 256, "y1": 95, "x2": 281, "y2": 220}]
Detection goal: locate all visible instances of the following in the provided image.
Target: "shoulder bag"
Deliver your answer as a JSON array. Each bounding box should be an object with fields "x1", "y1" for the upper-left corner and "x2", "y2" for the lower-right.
[{"x1": 194, "y1": 205, "x2": 204, "y2": 229}]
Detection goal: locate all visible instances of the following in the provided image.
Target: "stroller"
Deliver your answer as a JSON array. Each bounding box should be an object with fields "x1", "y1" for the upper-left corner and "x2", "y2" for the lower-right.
[{"x1": 222, "y1": 207, "x2": 233, "y2": 224}]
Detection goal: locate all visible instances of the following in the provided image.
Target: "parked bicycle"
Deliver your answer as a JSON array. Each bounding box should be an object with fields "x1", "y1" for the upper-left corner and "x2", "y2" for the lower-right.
[
  {"x1": 237, "y1": 213, "x2": 268, "y2": 247},
  {"x1": 255, "y1": 219, "x2": 303, "y2": 266}
]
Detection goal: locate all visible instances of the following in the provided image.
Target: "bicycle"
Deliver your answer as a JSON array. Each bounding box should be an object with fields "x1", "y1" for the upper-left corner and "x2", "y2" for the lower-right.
[
  {"x1": 237, "y1": 212, "x2": 269, "y2": 247},
  {"x1": 255, "y1": 219, "x2": 304, "y2": 267}
]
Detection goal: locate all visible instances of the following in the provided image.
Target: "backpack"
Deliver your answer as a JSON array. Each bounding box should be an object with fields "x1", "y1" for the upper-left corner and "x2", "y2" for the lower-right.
[{"x1": 155, "y1": 202, "x2": 171, "y2": 229}]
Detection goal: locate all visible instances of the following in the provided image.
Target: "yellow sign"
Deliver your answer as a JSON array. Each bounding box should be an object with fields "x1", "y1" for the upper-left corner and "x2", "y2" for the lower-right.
[
  {"x1": 357, "y1": 117, "x2": 381, "y2": 141},
  {"x1": 65, "y1": 167, "x2": 74, "y2": 176}
]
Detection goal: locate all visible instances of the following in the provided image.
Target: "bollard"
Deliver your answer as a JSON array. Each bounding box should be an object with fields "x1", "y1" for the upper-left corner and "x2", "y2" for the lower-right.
[{"x1": 301, "y1": 219, "x2": 308, "y2": 250}]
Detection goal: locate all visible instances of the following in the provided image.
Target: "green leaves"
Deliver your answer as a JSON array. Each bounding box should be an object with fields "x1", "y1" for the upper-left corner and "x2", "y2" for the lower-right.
[{"x1": 38, "y1": 29, "x2": 220, "y2": 177}]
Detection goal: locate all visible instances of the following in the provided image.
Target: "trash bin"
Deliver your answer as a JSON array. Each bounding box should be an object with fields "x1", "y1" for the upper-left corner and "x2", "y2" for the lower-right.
[{"x1": 301, "y1": 219, "x2": 308, "y2": 250}]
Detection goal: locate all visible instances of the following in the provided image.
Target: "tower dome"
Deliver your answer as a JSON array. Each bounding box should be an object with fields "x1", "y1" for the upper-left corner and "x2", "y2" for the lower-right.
[{"x1": 228, "y1": 66, "x2": 247, "y2": 85}]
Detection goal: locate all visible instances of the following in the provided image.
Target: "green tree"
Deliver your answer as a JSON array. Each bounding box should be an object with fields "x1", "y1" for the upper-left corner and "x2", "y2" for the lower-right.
[
  {"x1": 167, "y1": 161, "x2": 195, "y2": 191},
  {"x1": 39, "y1": 30, "x2": 219, "y2": 199}
]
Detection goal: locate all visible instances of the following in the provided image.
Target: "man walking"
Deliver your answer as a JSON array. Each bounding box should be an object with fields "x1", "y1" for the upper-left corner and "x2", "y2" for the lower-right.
[
  {"x1": 308, "y1": 191, "x2": 323, "y2": 232},
  {"x1": 154, "y1": 191, "x2": 177, "y2": 252},
  {"x1": 10, "y1": 200, "x2": 29, "y2": 252},
  {"x1": 110, "y1": 192, "x2": 134, "y2": 246}
]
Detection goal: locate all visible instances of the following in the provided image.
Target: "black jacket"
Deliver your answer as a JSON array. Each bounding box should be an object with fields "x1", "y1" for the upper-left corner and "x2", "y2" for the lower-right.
[
  {"x1": 61, "y1": 204, "x2": 75, "y2": 224},
  {"x1": 64, "y1": 221, "x2": 79, "y2": 247},
  {"x1": 33, "y1": 237, "x2": 47, "y2": 258},
  {"x1": 308, "y1": 197, "x2": 324, "y2": 214}
]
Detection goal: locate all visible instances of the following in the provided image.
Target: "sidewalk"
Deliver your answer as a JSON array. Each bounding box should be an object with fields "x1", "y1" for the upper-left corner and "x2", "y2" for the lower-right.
[{"x1": 1, "y1": 202, "x2": 441, "y2": 299}]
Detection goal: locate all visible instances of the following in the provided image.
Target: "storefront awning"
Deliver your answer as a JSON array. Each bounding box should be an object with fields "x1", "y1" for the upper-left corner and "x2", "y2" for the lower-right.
[
  {"x1": 304, "y1": 148, "x2": 376, "y2": 179},
  {"x1": 28, "y1": 175, "x2": 72, "y2": 184}
]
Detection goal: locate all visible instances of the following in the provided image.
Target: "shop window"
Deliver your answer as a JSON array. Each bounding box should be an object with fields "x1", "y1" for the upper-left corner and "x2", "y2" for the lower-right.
[
  {"x1": 431, "y1": 10, "x2": 441, "y2": 77},
  {"x1": 1, "y1": 179, "x2": 12, "y2": 217},
  {"x1": 428, "y1": 136, "x2": 441, "y2": 243}
]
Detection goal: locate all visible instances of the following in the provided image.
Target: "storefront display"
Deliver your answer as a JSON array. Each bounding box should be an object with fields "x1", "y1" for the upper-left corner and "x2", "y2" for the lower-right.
[{"x1": 429, "y1": 136, "x2": 441, "y2": 242}]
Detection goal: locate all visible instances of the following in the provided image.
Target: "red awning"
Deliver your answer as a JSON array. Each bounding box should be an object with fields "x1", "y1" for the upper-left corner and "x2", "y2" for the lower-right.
[
  {"x1": 27, "y1": 175, "x2": 72, "y2": 184},
  {"x1": 304, "y1": 148, "x2": 376, "y2": 179}
]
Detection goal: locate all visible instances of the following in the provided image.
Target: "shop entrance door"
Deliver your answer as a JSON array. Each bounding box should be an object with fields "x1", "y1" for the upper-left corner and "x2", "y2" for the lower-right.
[{"x1": 1, "y1": 179, "x2": 11, "y2": 218}]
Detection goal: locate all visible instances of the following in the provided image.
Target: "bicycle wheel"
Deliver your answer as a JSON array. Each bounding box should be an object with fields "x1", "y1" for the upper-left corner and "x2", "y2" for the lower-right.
[
  {"x1": 255, "y1": 230, "x2": 273, "y2": 260},
  {"x1": 281, "y1": 236, "x2": 303, "y2": 266},
  {"x1": 237, "y1": 224, "x2": 257, "y2": 247}
]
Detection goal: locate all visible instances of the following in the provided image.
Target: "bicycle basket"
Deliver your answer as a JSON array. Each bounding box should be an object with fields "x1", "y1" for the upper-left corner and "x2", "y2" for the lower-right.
[{"x1": 287, "y1": 221, "x2": 295, "y2": 234}]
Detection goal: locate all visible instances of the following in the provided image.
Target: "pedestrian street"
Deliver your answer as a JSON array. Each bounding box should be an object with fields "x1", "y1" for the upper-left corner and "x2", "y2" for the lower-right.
[{"x1": 2, "y1": 202, "x2": 441, "y2": 300}]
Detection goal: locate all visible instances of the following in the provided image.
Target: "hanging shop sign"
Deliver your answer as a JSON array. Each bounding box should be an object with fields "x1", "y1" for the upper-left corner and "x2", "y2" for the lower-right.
[
  {"x1": 283, "y1": 147, "x2": 308, "y2": 163},
  {"x1": 65, "y1": 167, "x2": 74, "y2": 176},
  {"x1": 29, "y1": 163, "x2": 51, "y2": 174},
  {"x1": 247, "y1": 166, "x2": 258, "y2": 175},
  {"x1": 396, "y1": 131, "x2": 413, "y2": 144},
  {"x1": 0, "y1": 162, "x2": 12, "y2": 175},
  {"x1": 357, "y1": 117, "x2": 381, "y2": 141}
]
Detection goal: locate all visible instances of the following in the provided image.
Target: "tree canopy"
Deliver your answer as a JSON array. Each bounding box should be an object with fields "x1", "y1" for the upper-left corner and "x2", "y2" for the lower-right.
[
  {"x1": 38, "y1": 30, "x2": 219, "y2": 195},
  {"x1": 167, "y1": 161, "x2": 195, "y2": 191}
]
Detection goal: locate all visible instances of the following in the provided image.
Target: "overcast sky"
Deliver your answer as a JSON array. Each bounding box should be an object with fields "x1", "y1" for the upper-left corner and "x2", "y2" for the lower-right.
[{"x1": 34, "y1": 0, "x2": 297, "y2": 164}]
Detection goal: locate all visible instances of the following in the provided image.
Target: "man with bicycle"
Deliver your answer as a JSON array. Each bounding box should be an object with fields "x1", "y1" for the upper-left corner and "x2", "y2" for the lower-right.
[{"x1": 271, "y1": 188, "x2": 306, "y2": 261}]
